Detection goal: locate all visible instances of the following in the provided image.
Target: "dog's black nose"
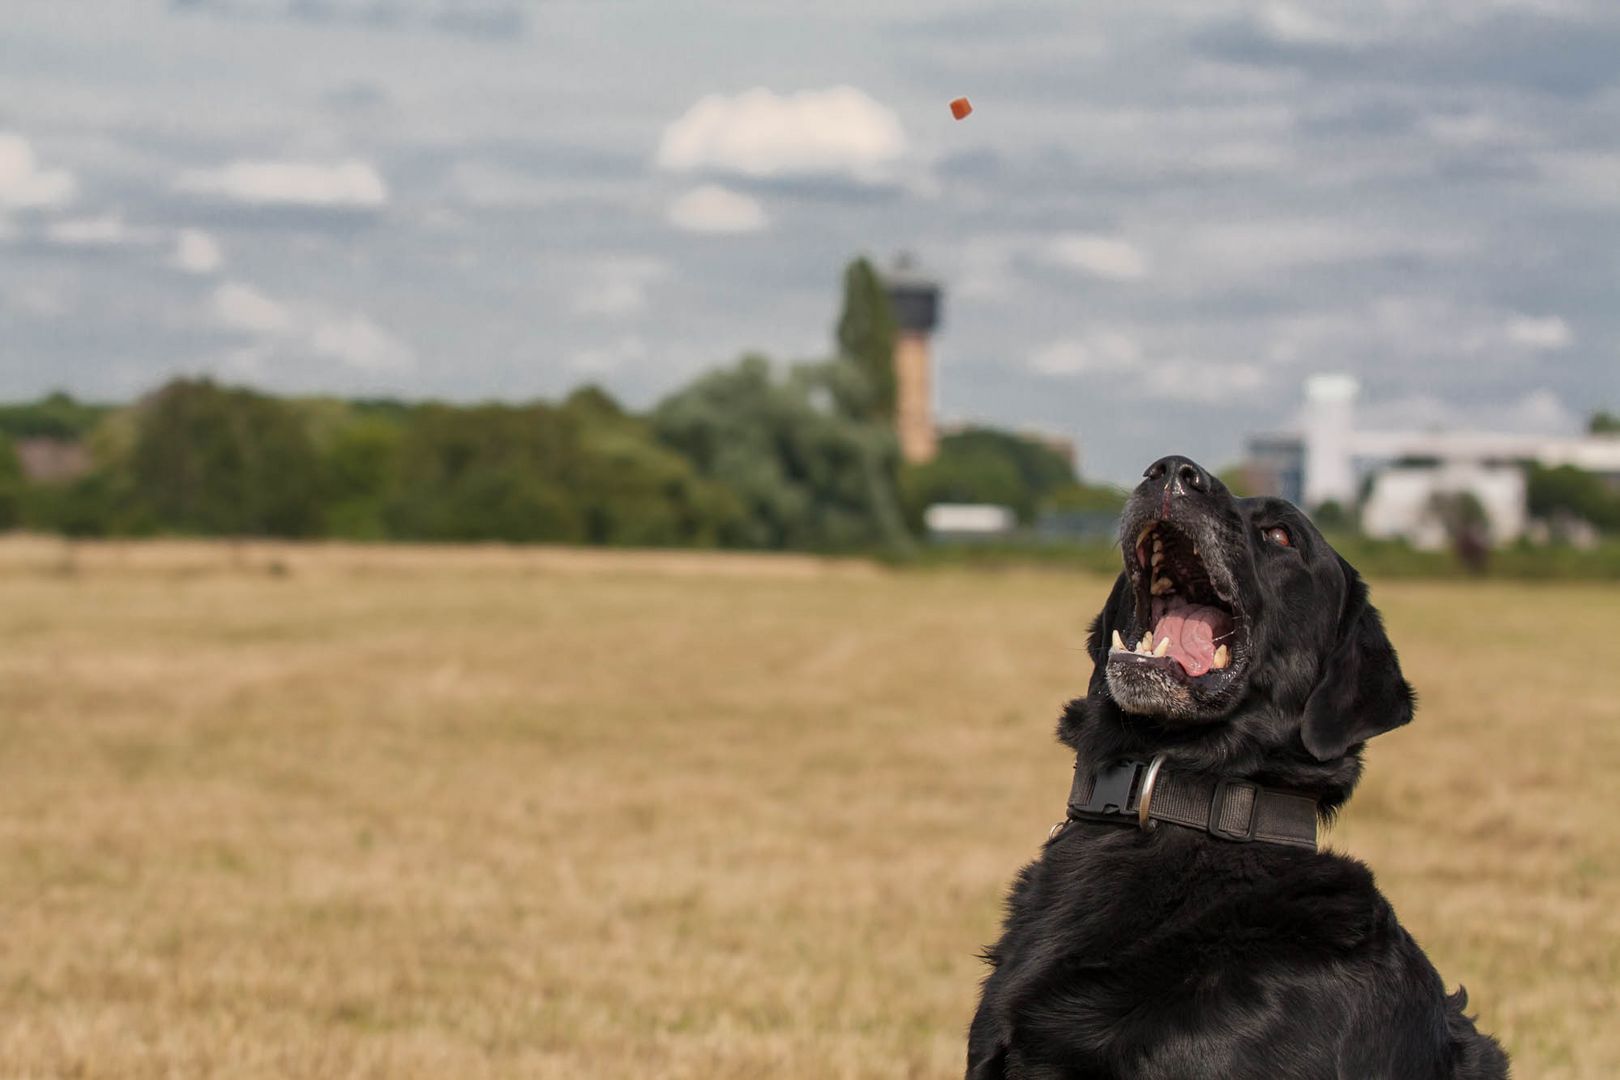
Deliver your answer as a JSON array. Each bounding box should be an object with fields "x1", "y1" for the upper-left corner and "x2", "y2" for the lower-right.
[{"x1": 1144, "y1": 455, "x2": 1211, "y2": 494}]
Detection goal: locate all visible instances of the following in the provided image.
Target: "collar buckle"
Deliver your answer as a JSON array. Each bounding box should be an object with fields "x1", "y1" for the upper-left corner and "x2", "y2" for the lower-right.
[
  {"x1": 1208, "y1": 778, "x2": 1261, "y2": 842},
  {"x1": 1067, "y1": 755, "x2": 1166, "y2": 832}
]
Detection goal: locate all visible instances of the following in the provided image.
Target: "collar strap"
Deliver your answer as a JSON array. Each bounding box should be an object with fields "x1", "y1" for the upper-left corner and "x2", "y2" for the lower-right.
[{"x1": 1064, "y1": 756, "x2": 1318, "y2": 851}]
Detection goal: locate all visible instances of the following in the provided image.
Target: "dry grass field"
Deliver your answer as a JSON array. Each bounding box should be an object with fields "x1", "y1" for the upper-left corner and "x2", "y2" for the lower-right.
[{"x1": 0, "y1": 537, "x2": 1615, "y2": 1079}]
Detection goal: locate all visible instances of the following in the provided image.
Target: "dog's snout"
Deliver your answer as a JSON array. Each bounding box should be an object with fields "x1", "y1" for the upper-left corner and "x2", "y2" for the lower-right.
[{"x1": 1144, "y1": 455, "x2": 1211, "y2": 495}]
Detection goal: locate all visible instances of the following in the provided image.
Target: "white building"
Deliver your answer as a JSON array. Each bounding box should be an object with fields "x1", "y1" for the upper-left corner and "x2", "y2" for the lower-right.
[
  {"x1": 1361, "y1": 462, "x2": 1526, "y2": 550},
  {"x1": 924, "y1": 503, "x2": 1015, "y2": 540},
  {"x1": 1302, "y1": 374, "x2": 1359, "y2": 508},
  {"x1": 1248, "y1": 376, "x2": 1620, "y2": 547}
]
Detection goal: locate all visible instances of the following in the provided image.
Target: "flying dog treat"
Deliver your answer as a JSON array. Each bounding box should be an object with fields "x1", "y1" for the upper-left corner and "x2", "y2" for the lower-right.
[{"x1": 950, "y1": 97, "x2": 973, "y2": 120}]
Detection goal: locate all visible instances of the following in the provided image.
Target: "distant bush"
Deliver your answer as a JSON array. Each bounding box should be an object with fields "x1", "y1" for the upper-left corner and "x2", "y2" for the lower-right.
[
  {"x1": 1527, "y1": 463, "x2": 1620, "y2": 533},
  {"x1": 123, "y1": 379, "x2": 323, "y2": 537},
  {"x1": 1041, "y1": 482, "x2": 1127, "y2": 514},
  {"x1": 314, "y1": 411, "x2": 404, "y2": 540},
  {"x1": 0, "y1": 434, "x2": 22, "y2": 530},
  {"x1": 0, "y1": 392, "x2": 111, "y2": 441},
  {"x1": 653, "y1": 355, "x2": 908, "y2": 552},
  {"x1": 901, "y1": 428, "x2": 1082, "y2": 527}
]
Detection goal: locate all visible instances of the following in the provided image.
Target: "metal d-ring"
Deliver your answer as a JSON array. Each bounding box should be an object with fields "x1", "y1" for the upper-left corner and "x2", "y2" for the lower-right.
[{"x1": 1137, "y1": 754, "x2": 1167, "y2": 831}]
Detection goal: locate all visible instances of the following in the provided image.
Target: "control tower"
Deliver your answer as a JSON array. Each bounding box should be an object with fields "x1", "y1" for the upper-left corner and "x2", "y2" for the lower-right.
[
  {"x1": 882, "y1": 255, "x2": 942, "y2": 464},
  {"x1": 1302, "y1": 373, "x2": 1359, "y2": 509}
]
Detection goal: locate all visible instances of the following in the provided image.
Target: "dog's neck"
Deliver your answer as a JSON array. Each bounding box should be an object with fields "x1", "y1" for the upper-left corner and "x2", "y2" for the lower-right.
[{"x1": 1058, "y1": 696, "x2": 1364, "y2": 817}]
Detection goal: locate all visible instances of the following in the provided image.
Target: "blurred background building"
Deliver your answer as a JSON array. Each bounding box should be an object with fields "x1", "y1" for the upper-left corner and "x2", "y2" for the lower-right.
[
  {"x1": 881, "y1": 255, "x2": 942, "y2": 465},
  {"x1": 1243, "y1": 376, "x2": 1620, "y2": 549}
]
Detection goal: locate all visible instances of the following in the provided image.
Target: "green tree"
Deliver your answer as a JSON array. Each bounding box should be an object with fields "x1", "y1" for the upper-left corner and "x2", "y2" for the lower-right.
[
  {"x1": 563, "y1": 387, "x2": 745, "y2": 547},
  {"x1": 318, "y1": 413, "x2": 405, "y2": 539},
  {"x1": 1041, "y1": 483, "x2": 1127, "y2": 514},
  {"x1": 1219, "y1": 467, "x2": 1254, "y2": 498},
  {"x1": 1311, "y1": 500, "x2": 1357, "y2": 533},
  {"x1": 899, "y1": 428, "x2": 1079, "y2": 526},
  {"x1": 653, "y1": 354, "x2": 909, "y2": 551},
  {"x1": 382, "y1": 403, "x2": 584, "y2": 542},
  {"x1": 1527, "y1": 463, "x2": 1620, "y2": 532},
  {"x1": 834, "y1": 257, "x2": 898, "y2": 421},
  {"x1": 0, "y1": 392, "x2": 111, "y2": 440},
  {"x1": 1591, "y1": 410, "x2": 1620, "y2": 435},
  {"x1": 0, "y1": 434, "x2": 22, "y2": 530},
  {"x1": 22, "y1": 473, "x2": 134, "y2": 538},
  {"x1": 127, "y1": 379, "x2": 323, "y2": 536}
]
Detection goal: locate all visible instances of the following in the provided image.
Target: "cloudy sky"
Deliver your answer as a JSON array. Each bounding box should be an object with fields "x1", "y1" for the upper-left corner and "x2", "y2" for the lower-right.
[{"x1": 3, "y1": 0, "x2": 1619, "y2": 483}]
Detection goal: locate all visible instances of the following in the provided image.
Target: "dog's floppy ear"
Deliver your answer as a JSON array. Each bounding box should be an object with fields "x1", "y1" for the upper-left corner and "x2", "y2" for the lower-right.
[{"x1": 1301, "y1": 560, "x2": 1415, "y2": 761}]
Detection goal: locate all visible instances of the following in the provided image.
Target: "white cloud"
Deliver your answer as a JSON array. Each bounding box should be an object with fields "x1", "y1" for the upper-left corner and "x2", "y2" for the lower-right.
[
  {"x1": 1043, "y1": 233, "x2": 1150, "y2": 281},
  {"x1": 1028, "y1": 329, "x2": 1264, "y2": 402},
  {"x1": 211, "y1": 280, "x2": 412, "y2": 372},
  {"x1": 1361, "y1": 387, "x2": 1580, "y2": 434},
  {"x1": 1504, "y1": 387, "x2": 1579, "y2": 430},
  {"x1": 447, "y1": 160, "x2": 554, "y2": 209},
  {"x1": 1028, "y1": 331, "x2": 1143, "y2": 376},
  {"x1": 15, "y1": 283, "x2": 67, "y2": 317},
  {"x1": 178, "y1": 158, "x2": 388, "y2": 208},
  {"x1": 0, "y1": 133, "x2": 76, "y2": 210},
  {"x1": 1143, "y1": 359, "x2": 1268, "y2": 403},
  {"x1": 1537, "y1": 151, "x2": 1620, "y2": 208},
  {"x1": 667, "y1": 184, "x2": 768, "y2": 234},
  {"x1": 570, "y1": 335, "x2": 648, "y2": 376},
  {"x1": 46, "y1": 213, "x2": 147, "y2": 246},
  {"x1": 310, "y1": 314, "x2": 413, "y2": 372},
  {"x1": 570, "y1": 255, "x2": 668, "y2": 316},
  {"x1": 1257, "y1": 3, "x2": 1370, "y2": 45},
  {"x1": 1258, "y1": 297, "x2": 1570, "y2": 373},
  {"x1": 1505, "y1": 314, "x2": 1572, "y2": 351},
  {"x1": 657, "y1": 86, "x2": 905, "y2": 183},
  {"x1": 212, "y1": 281, "x2": 292, "y2": 334},
  {"x1": 174, "y1": 228, "x2": 223, "y2": 274},
  {"x1": 1175, "y1": 220, "x2": 1475, "y2": 276}
]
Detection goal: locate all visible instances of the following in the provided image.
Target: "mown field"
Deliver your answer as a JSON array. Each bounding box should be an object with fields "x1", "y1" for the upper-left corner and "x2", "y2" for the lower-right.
[{"x1": 0, "y1": 538, "x2": 1614, "y2": 1079}]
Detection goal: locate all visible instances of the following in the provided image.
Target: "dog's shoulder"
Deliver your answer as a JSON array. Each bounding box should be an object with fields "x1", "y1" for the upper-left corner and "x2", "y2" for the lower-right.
[{"x1": 970, "y1": 835, "x2": 1500, "y2": 1079}]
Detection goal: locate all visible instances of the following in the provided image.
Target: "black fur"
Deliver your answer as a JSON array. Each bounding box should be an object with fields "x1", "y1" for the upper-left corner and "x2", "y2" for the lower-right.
[{"x1": 966, "y1": 456, "x2": 1508, "y2": 1079}]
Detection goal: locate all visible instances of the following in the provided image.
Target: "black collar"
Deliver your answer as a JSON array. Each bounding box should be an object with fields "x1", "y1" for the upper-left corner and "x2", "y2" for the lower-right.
[{"x1": 1058, "y1": 757, "x2": 1319, "y2": 851}]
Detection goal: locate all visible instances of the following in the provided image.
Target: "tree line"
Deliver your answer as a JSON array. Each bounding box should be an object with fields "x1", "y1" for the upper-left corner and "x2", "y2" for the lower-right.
[{"x1": 0, "y1": 259, "x2": 1113, "y2": 551}]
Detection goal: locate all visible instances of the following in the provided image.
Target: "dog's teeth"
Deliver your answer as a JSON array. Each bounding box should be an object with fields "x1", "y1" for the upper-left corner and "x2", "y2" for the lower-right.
[
  {"x1": 1138, "y1": 632, "x2": 1153, "y2": 653},
  {"x1": 1151, "y1": 551, "x2": 1164, "y2": 567},
  {"x1": 1153, "y1": 637, "x2": 1170, "y2": 657},
  {"x1": 1137, "y1": 525, "x2": 1154, "y2": 546},
  {"x1": 1111, "y1": 630, "x2": 1126, "y2": 652},
  {"x1": 1212, "y1": 644, "x2": 1230, "y2": 670},
  {"x1": 1151, "y1": 577, "x2": 1173, "y2": 595}
]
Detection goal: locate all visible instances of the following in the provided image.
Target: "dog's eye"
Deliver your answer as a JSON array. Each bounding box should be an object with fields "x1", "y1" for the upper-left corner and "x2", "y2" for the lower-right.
[{"x1": 1262, "y1": 525, "x2": 1292, "y2": 548}]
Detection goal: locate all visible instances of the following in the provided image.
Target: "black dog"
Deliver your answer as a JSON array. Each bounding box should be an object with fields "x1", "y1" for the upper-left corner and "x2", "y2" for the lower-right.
[{"x1": 966, "y1": 456, "x2": 1508, "y2": 1079}]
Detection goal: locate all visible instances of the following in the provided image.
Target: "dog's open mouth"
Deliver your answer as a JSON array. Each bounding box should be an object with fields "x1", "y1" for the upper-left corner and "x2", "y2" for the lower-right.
[{"x1": 1111, "y1": 521, "x2": 1244, "y2": 684}]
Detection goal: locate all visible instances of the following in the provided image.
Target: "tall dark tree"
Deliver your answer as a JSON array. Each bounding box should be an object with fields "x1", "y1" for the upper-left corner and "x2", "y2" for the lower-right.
[
  {"x1": 127, "y1": 379, "x2": 322, "y2": 537},
  {"x1": 834, "y1": 257, "x2": 898, "y2": 421},
  {"x1": 1591, "y1": 410, "x2": 1620, "y2": 435}
]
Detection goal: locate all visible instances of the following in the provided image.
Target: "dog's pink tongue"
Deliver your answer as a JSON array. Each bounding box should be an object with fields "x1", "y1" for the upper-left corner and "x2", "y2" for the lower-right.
[{"x1": 1153, "y1": 602, "x2": 1230, "y2": 677}]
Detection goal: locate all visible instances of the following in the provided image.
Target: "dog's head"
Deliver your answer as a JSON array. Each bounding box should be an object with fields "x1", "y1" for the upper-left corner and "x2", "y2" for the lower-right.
[{"x1": 1078, "y1": 455, "x2": 1414, "y2": 771}]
